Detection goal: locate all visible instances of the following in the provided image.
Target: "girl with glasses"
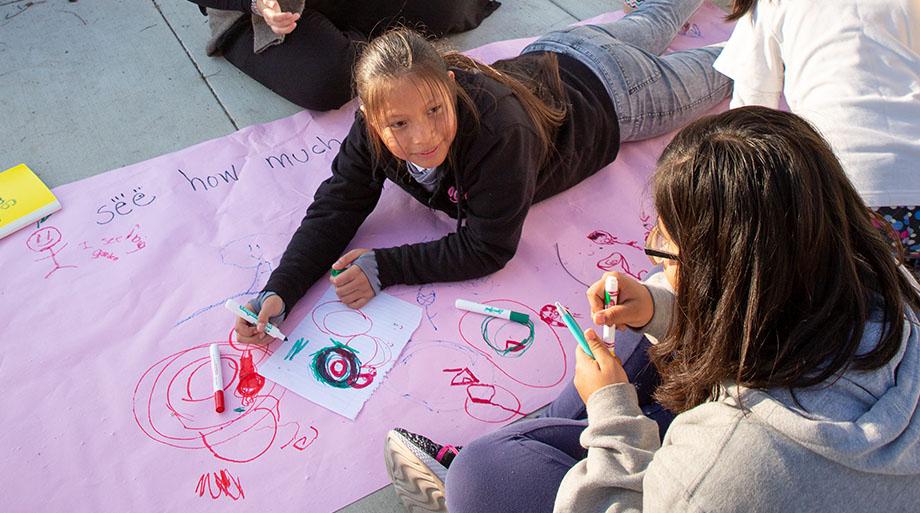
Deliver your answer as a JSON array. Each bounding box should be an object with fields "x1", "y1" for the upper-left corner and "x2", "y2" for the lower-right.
[
  {"x1": 568, "y1": 106, "x2": 920, "y2": 512},
  {"x1": 387, "y1": 106, "x2": 920, "y2": 513}
]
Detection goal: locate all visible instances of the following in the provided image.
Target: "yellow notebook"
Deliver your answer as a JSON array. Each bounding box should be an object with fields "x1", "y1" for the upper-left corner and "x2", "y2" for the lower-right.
[{"x1": 0, "y1": 164, "x2": 62, "y2": 239}]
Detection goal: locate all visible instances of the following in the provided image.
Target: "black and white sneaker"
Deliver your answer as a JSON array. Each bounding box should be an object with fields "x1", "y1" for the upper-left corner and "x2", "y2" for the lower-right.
[{"x1": 384, "y1": 428, "x2": 460, "y2": 513}]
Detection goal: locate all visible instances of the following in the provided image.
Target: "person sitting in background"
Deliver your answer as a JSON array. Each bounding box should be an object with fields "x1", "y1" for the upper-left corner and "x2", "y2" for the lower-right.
[
  {"x1": 714, "y1": 0, "x2": 920, "y2": 272},
  {"x1": 189, "y1": 0, "x2": 500, "y2": 111}
]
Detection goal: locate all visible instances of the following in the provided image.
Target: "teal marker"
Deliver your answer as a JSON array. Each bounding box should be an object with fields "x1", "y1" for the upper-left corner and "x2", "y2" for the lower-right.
[
  {"x1": 554, "y1": 301, "x2": 594, "y2": 359},
  {"x1": 330, "y1": 268, "x2": 343, "y2": 277},
  {"x1": 455, "y1": 299, "x2": 530, "y2": 325}
]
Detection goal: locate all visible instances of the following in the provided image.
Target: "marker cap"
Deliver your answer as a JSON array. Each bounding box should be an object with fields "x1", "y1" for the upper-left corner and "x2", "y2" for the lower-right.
[
  {"x1": 214, "y1": 390, "x2": 225, "y2": 413},
  {"x1": 509, "y1": 311, "x2": 529, "y2": 324}
]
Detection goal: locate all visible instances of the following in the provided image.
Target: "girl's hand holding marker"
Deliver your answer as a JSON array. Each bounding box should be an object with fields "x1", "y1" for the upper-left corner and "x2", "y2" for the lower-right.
[
  {"x1": 553, "y1": 301, "x2": 627, "y2": 403},
  {"x1": 230, "y1": 295, "x2": 286, "y2": 345},
  {"x1": 573, "y1": 327, "x2": 629, "y2": 404},
  {"x1": 330, "y1": 248, "x2": 375, "y2": 309},
  {"x1": 565, "y1": 272, "x2": 655, "y2": 403},
  {"x1": 587, "y1": 272, "x2": 654, "y2": 333}
]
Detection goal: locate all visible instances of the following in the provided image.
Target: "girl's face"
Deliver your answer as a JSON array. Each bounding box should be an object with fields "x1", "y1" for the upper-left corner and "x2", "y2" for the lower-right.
[{"x1": 366, "y1": 72, "x2": 458, "y2": 169}]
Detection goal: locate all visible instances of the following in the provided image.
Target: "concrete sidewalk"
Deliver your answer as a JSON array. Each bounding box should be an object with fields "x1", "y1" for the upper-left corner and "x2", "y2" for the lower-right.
[
  {"x1": 0, "y1": 1, "x2": 728, "y2": 511},
  {"x1": 1, "y1": 0, "x2": 623, "y2": 188}
]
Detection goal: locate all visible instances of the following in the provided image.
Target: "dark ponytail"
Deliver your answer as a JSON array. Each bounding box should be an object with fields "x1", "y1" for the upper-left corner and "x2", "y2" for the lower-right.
[{"x1": 726, "y1": 0, "x2": 757, "y2": 21}]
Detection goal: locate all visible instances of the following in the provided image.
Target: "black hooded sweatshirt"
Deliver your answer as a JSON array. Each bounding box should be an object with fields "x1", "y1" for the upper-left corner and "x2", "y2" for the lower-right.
[{"x1": 264, "y1": 53, "x2": 619, "y2": 310}]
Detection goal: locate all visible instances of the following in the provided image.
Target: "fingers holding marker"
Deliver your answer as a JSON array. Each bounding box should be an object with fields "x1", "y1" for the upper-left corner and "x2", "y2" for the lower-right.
[
  {"x1": 588, "y1": 272, "x2": 653, "y2": 329},
  {"x1": 586, "y1": 273, "x2": 612, "y2": 314},
  {"x1": 226, "y1": 299, "x2": 287, "y2": 344},
  {"x1": 592, "y1": 304, "x2": 629, "y2": 329},
  {"x1": 330, "y1": 249, "x2": 375, "y2": 309},
  {"x1": 331, "y1": 266, "x2": 364, "y2": 292},
  {"x1": 234, "y1": 315, "x2": 271, "y2": 344},
  {"x1": 574, "y1": 328, "x2": 626, "y2": 404},
  {"x1": 256, "y1": 303, "x2": 274, "y2": 333},
  {"x1": 234, "y1": 314, "x2": 258, "y2": 338},
  {"x1": 334, "y1": 279, "x2": 374, "y2": 310},
  {"x1": 337, "y1": 248, "x2": 370, "y2": 267},
  {"x1": 585, "y1": 328, "x2": 617, "y2": 369}
]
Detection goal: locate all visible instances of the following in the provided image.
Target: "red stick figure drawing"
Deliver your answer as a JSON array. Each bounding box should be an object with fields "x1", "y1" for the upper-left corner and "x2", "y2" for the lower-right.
[
  {"x1": 586, "y1": 230, "x2": 643, "y2": 251},
  {"x1": 27, "y1": 226, "x2": 77, "y2": 279}
]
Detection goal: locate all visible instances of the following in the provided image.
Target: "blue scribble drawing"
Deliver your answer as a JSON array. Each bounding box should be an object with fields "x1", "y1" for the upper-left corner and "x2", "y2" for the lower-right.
[
  {"x1": 175, "y1": 233, "x2": 286, "y2": 326},
  {"x1": 416, "y1": 285, "x2": 438, "y2": 331}
]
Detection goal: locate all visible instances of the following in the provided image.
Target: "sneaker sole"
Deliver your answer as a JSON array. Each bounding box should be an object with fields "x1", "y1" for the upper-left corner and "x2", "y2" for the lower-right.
[{"x1": 384, "y1": 431, "x2": 449, "y2": 513}]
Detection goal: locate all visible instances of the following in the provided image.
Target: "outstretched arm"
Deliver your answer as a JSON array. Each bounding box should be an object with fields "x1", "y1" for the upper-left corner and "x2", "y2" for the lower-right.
[{"x1": 264, "y1": 119, "x2": 384, "y2": 311}]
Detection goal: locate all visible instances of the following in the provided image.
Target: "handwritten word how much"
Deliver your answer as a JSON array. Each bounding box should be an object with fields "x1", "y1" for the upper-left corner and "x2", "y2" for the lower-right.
[{"x1": 263, "y1": 136, "x2": 342, "y2": 170}]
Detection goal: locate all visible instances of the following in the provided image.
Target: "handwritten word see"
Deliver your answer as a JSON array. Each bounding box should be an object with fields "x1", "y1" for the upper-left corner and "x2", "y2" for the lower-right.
[{"x1": 96, "y1": 187, "x2": 156, "y2": 225}]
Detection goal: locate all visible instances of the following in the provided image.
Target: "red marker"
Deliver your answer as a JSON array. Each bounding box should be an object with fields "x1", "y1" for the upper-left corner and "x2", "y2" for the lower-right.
[{"x1": 209, "y1": 343, "x2": 225, "y2": 413}]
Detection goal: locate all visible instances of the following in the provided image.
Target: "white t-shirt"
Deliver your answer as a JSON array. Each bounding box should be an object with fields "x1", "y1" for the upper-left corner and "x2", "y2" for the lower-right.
[{"x1": 713, "y1": 0, "x2": 920, "y2": 207}]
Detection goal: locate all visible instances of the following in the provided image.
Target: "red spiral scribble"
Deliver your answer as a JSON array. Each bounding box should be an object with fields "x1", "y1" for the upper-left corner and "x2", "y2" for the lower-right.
[{"x1": 133, "y1": 328, "x2": 297, "y2": 464}]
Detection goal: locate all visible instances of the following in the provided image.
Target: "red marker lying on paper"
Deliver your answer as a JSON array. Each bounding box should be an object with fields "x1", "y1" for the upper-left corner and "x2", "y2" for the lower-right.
[{"x1": 209, "y1": 343, "x2": 225, "y2": 413}]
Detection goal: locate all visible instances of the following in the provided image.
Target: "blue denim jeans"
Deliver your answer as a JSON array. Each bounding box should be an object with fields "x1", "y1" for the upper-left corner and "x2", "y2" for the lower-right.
[
  {"x1": 445, "y1": 337, "x2": 674, "y2": 513},
  {"x1": 522, "y1": 0, "x2": 732, "y2": 142}
]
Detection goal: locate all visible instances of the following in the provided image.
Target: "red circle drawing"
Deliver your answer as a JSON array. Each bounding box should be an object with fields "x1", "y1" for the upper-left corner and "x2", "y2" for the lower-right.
[{"x1": 132, "y1": 330, "x2": 285, "y2": 463}]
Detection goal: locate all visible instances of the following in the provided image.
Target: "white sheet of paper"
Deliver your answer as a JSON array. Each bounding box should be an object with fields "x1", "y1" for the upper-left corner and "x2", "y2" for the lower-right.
[{"x1": 260, "y1": 287, "x2": 423, "y2": 419}]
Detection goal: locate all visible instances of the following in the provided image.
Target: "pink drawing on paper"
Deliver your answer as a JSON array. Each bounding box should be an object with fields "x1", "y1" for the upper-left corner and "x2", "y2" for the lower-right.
[{"x1": 27, "y1": 226, "x2": 77, "y2": 278}]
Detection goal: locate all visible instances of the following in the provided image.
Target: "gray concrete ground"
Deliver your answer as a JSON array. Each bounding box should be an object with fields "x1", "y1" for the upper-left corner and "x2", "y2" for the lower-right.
[{"x1": 0, "y1": 1, "x2": 727, "y2": 511}]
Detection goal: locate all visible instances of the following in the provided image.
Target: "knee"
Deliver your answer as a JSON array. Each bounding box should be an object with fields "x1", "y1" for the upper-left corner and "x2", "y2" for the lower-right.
[
  {"x1": 287, "y1": 72, "x2": 354, "y2": 111},
  {"x1": 445, "y1": 436, "x2": 508, "y2": 512},
  {"x1": 447, "y1": 436, "x2": 496, "y2": 485}
]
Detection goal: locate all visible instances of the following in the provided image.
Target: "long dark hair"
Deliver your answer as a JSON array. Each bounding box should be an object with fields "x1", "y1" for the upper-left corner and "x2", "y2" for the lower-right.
[
  {"x1": 726, "y1": 0, "x2": 757, "y2": 21},
  {"x1": 650, "y1": 106, "x2": 920, "y2": 413},
  {"x1": 353, "y1": 28, "x2": 566, "y2": 166}
]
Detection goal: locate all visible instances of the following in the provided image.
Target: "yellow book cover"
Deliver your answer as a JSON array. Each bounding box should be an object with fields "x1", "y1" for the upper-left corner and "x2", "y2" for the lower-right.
[{"x1": 0, "y1": 164, "x2": 62, "y2": 239}]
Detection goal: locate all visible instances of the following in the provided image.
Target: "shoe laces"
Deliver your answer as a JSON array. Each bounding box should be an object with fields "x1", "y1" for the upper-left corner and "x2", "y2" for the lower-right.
[{"x1": 395, "y1": 428, "x2": 461, "y2": 468}]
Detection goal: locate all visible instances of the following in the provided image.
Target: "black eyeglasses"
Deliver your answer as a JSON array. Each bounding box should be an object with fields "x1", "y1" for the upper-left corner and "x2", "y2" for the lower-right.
[
  {"x1": 644, "y1": 225, "x2": 679, "y2": 265},
  {"x1": 644, "y1": 247, "x2": 679, "y2": 262}
]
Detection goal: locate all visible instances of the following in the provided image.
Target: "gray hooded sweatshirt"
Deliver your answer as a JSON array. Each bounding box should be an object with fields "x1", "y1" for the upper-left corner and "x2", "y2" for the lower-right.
[{"x1": 555, "y1": 276, "x2": 920, "y2": 512}]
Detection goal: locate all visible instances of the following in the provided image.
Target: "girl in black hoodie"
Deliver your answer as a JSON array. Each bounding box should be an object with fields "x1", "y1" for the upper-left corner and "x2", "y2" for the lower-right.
[{"x1": 236, "y1": 0, "x2": 731, "y2": 343}]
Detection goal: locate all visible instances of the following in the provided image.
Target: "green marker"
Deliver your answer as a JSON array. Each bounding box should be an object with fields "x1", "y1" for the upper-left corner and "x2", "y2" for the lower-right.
[
  {"x1": 330, "y1": 268, "x2": 343, "y2": 277},
  {"x1": 455, "y1": 299, "x2": 530, "y2": 325},
  {"x1": 555, "y1": 301, "x2": 594, "y2": 359}
]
